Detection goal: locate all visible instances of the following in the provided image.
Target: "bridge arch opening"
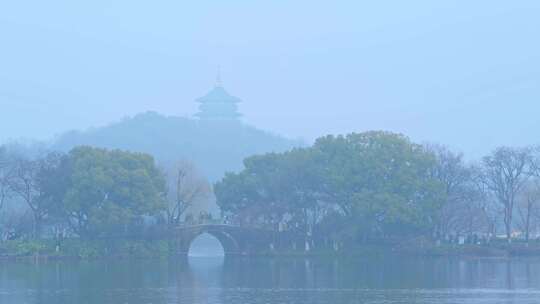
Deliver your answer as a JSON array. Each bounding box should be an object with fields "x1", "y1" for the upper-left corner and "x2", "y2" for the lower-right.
[
  {"x1": 187, "y1": 232, "x2": 227, "y2": 257},
  {"x1": 175, "y1": 225, "x2": 247, "y2": 256}
]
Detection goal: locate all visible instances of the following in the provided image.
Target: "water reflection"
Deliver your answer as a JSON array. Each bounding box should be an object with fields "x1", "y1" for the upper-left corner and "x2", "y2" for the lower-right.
[{"x1": 1, "y1": 256, "x2": 540, "y2": 304}]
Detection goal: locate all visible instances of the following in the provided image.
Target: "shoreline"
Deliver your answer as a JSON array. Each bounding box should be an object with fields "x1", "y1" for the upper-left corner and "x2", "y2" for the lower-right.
[{"x1": 3, "y1": 242, "x2": 540, "y2": 262}]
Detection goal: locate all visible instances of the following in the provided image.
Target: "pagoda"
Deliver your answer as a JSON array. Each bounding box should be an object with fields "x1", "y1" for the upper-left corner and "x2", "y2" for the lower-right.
[{"x1": 195, "y1": 74, "x2": 242, "y2": 121}]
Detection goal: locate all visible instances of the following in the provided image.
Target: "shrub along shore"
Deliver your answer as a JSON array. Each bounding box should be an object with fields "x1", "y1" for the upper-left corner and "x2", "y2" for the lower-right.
[
  {"x1": 3, "y1": 238, "x2": 540, "y2": 261},
  {"x1": 0, "y1": 239, "x2": 170, "y2": 260}
]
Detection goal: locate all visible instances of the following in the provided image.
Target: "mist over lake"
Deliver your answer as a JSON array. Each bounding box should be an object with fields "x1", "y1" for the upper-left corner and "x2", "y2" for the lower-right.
[
  {"x1": 1, "y1": 1, "x2": 540, "y2": 303},
  {"x1": 3, "y1": 256, "x2": 540, "y2": 304}
]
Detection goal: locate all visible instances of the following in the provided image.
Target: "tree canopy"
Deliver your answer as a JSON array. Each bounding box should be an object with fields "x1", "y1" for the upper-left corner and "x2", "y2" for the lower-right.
[
  {"x1": 215, "y1": 131, "x2": 445, "y2": 241},
  {"x1": 59, "y1": 146, "x2": 167, "y2": 237}
]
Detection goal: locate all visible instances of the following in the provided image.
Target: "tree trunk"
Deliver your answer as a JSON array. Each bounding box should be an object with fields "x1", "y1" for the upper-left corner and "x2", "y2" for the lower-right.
[
  {"x1": 525, "y1": 201, "x2": 531, "y2": 244},
  {"x1": 505, "y1": 202, "x2": 512, "y2": 243},
  {"x1": 505, "y1": 217, "x2": 512, "y2": 243},
  {"x1": 33, "y1": 214, "x2": 41, "y2": 239}
]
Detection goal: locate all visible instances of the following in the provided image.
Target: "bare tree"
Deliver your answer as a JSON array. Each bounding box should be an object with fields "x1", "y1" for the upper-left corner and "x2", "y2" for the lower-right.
[
  {"x1": 451, "y1": 178, "x2": 490, "y2": 240},
  {"x1": 531, "y1": 146, "x2": 540, "y2": 177},
  {"x1": 474, "y1": 179, "x2": 501, "y2": 240},
  {"x1": 482, "y1": 146, "x2": 533, "y2": 242},
  {"x1": 0, "y1": 147, "x2": 14, "y2": 212},
  {"x1": 0, "y1": 209, "x2": 33, "y2": 241},
  {"x1": 9, "y1": 157, "x2": 44, "y2": 238},
  {"x1": 8, "y1": 153, "x2": 62, "y2": 238},
  {"x1": 165, "y1": 161, "x2": 211, "y2": 226},
  {"x1": 426, "y1": 144, "x2": 486, "y2": 239},
  {"x1": 516, "y1": 179, "x2": 540, "y2": 243}
]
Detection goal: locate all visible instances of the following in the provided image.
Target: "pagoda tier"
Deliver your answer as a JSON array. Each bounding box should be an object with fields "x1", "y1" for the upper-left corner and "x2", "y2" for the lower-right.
[{"x1": 195, "y1": 85, "x2": 242, "y2": 120}]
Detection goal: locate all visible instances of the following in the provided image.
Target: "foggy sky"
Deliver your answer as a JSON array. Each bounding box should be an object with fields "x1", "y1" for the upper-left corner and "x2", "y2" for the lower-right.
[{"x1": 1, "y1": 0, "x2": 539, "y2": 159}]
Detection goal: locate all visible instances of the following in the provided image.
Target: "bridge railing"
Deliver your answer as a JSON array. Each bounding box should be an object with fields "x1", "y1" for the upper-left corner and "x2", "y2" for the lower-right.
[
  {"x1": 173, "y1": 219, "x2": 275, "y2": 231},
  {"x1": 175, "y1": 218, "x2": 227, "y2": 227}
]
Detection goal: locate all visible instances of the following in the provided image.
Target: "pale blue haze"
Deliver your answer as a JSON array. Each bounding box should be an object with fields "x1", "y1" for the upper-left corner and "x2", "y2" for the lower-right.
[{"x1": 0, "y1": 1, "x2": 539, "y2": 158}]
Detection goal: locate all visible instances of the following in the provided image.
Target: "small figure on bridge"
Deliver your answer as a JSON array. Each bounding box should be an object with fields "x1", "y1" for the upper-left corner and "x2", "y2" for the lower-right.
[
  {"x1": 185, "y1": 213, "x2": 194, "y2": 225},
  {"x1": 198, "y1": 211, "x2": 213, "y2": 224}
]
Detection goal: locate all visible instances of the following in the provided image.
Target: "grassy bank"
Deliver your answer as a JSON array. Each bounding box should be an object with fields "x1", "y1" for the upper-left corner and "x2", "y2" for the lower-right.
[
  {"x1": 4, "y1": 239, "x2": 540, "y2": 260},
  {"x1": 0, "y1": 239, "x2": 170, "y2": 260},
  {"x1": 254, "y1": 242, "x2": 540, "y2": 258},
  {"x1": 388, "y1": 241, "x2": 540, "y2": 257}
]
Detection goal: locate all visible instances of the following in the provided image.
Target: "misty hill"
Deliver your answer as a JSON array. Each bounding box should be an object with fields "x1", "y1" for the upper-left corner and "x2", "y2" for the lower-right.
[{"x1": 52, "y1": 111, "x2": 302, "y2": 181}]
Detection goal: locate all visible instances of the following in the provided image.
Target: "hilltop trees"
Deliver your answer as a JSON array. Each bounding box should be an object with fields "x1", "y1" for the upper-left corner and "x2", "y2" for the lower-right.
[{"x1": 52, "y1": 112, "x2": 302, "y2": 182}]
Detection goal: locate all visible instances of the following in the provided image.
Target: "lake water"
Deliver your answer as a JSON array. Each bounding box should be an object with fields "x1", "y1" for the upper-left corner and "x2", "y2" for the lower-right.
[{"x1": 1, "y1": 256, "x2": 540, "y2": 304}]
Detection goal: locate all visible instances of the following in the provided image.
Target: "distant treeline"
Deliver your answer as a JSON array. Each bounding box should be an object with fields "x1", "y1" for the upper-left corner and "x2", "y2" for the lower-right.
[{"x1": 1, "y1": 130, "x2": 540, "y2": 251}]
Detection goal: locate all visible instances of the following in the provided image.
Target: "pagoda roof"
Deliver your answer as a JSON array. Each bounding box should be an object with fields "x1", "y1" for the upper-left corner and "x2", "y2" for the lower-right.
[
  {"x1": 194, "y1": 111, "x2": 242, "y2": 119},
  {"x1": 196, "y1": 85, "x2": 241, "y2": 103}
]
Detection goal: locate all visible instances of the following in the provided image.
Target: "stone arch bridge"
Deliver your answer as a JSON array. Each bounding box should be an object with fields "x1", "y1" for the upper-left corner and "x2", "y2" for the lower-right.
[{"x1": 170, "y1": 223, "x2": 299, "y2": 256}]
